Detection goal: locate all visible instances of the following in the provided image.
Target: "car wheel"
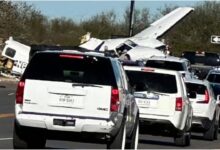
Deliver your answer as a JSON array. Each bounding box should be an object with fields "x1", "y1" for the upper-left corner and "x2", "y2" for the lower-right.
[
  {"x1": 174, "y1": 131, "x2": 191, "y2": 146},
  {"x1": 203, "y1": 118, "x2": 215, "y2": 141},
  {"x1": 107, "y1": 119, "x2": 126, "y2": 149},
  {"x1": 214, "y1": 120, "x2": 219, "y2": 140},
  {"x1": 13, "y1": 121, "x2": 28, "y2": 149},
  {"x1": 13, "y1": 121, "x2": 46, "y2": 149},
  {"x1": 126, "y1": 114, "x2": 139, "y2": 149}
]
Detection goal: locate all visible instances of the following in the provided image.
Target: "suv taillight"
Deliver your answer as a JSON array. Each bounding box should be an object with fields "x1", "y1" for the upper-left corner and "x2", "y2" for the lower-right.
[
  {"x1": 204, "y1": 90, "x2": 210, "y2": 103},
  {"x1": 175, "y1": 97, "x2": 183, "y2": 111},
  {"x1": 16, "y1": 81, "x2": 25, "y2": 104},
  {"x1": 111, "y1": 88, "x2": 119, "y2": 112},
  {"x1": 197, "y1": 90, "x2": 210, "y2": 104}
]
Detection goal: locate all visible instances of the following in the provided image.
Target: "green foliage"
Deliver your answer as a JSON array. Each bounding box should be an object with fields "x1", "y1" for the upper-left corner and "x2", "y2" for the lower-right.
[{"x1": 162, "y1": 1, "x2": 220, "y2": 56}]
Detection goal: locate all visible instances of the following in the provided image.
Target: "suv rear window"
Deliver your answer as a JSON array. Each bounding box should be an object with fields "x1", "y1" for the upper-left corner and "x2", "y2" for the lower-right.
[
  {"x1": 145, "y1": 60, "x2": 184, "y2": 71},
  {"x1": 126, "y1": 71, "x2": 177, "y2": 93},
  {"x1": 22, "y1": 53, "x2": 117, "y2": 87},
  {"x1": 185, "y1": 83, "x2": 206, "y2": 95},
  {"x1": 207, "y1": 74, "x2": 220, "y2": 83}
]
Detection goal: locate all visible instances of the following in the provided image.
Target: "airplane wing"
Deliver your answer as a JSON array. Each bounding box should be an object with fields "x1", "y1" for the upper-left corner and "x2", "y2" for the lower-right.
[
  {"x1": 79, "y1": 38, "x2": 104, "y2": 50},
  {"x1": 133, "y1": 7, "x2": 194, "y2": 40}
]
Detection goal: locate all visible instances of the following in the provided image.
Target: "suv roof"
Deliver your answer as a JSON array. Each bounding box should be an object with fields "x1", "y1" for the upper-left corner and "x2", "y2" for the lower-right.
[
  {"x1": 124, "y1": 65, "x2": 180, "y2": 76},
  {"x1": 148, "y1": 56, "x2": 188, "y2": 63},
  {"x1": 185, "y1": 78, "x2": 209, "y2": 85},
  {"x1": 30, "y1": 45, "x2": 118, "y2": 60}
]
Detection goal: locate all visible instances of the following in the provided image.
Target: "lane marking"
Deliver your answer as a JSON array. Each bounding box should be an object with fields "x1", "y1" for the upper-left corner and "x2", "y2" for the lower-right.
[
  {"x1": 0, "y1": 113, "x2": 15, "y2": 118},
  {"x1": 0, "y1": 138, "x2": 13, "y2": 141},
  {"x1": 8, "y1": 93, "x2": 14, "y2": 96}
]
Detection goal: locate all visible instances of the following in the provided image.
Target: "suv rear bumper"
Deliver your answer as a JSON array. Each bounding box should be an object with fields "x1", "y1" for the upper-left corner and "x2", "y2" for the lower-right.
[
  {"x1": 16, "y1": 112, "x2": 117, "y2": 134},
  {"x1": 192, "y1": 116, "x2": 212, "y2": 130},
  {"x1": 139, "y1": 119, "x2": 183, "y2": 136},
  {"x1": 139, "y1": 113, "x2": 185, "y2": 131}
]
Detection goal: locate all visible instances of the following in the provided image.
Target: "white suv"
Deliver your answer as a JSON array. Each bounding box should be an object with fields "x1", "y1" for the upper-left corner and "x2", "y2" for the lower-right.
[
  {"x1": 124, "y1": 66, "x2": 193, "y2": 146},
  {"x1": 185, "y1": 79, "x2": 220, "y2": 140},
  {"x1": 145, "y1": 56, "x2": 194, "y2": 79},
  {"x1": 13, "y1": 49, "x2": 139, "y2": 149}
]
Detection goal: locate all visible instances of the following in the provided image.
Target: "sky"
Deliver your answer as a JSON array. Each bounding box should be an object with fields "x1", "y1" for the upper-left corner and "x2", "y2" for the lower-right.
[{"x1": 25, "y1": 1, "x2": 201, "y2": 22}]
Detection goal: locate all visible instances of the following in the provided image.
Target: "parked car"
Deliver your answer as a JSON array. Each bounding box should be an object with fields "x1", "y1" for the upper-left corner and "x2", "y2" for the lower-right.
[
  {"x1": 123, "y1": 66, "x2": 193, "y2": 146},
  {"x1": 13, "y1": 49, "x2": 139, "y2": 149},
  {"x1": 185, "y1": 79, "x2": 220, "y2": 140},
  {"x1": 144, "y1": 56, "x2": 194, "y2": 79}
]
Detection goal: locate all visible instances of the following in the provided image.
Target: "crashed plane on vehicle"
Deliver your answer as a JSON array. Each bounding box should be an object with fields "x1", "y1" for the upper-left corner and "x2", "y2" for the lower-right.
[{"x1": 80, "y1": 7, "x2": 194, "y2": 61}]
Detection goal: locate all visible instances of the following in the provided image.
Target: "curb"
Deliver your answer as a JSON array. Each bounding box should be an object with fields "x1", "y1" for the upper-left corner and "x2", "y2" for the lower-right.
[{"x1": 0, "y1": 77, "x2": 18, "y2": 83}]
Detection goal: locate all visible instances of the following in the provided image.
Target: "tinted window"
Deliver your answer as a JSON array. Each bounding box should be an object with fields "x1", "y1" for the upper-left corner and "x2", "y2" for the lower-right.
[
  {"x1": 182, "y1": 51, "x2": 220, "y2": 66},
  {"x1": 23, "y1": 53, "x2": 117, "y2": 87},
  {"x1": 126, "y1": 71, "x2": 177, "y2": 93},
  {"x1": 5, "y1": 47, "x2": 16, "y2": 58},
  {"x1": 145, "y1": 60, "x2": 184, "y2": 71},
  {"x1": 207, "y1": 74, "x2": 220, "y2": 83},
  {"x1": 182, "y1": 52, "x2": 195, "y2": 64},
  {"x1": 210, "y1": 84, "x2": 220, "y2": 99},
  {"x1": 185, "y1": 83, "x2": 206, "y2": 95}
]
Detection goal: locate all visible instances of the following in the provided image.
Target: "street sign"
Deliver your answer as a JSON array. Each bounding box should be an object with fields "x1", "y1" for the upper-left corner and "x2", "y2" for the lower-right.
[{"x1": 211, "y1": 35, "x2": 220, "y2": 44}]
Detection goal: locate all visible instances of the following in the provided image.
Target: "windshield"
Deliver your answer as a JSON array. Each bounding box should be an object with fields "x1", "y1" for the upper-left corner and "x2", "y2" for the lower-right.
[
  {"x1": 126, "y1": 71, "x2": 177, "y2": 94},
  {"x1": 145, "y1": 60, "x2": 184, "y2": 71}
]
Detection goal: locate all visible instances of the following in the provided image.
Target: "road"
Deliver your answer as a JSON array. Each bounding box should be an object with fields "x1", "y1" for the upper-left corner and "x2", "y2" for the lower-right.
[{"x1": 0, "y1": 81, "x2": 219, "y2": 149}]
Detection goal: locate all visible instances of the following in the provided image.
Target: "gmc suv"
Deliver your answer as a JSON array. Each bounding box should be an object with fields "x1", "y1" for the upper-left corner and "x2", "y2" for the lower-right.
[{"x1": 13, "y1": 49, "x2": 139, "y2": 149}]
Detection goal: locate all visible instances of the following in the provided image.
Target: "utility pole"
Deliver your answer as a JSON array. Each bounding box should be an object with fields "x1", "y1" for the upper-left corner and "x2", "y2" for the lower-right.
[{"x1": 129, "y1": 0, "x2": 135, "y2": 37}]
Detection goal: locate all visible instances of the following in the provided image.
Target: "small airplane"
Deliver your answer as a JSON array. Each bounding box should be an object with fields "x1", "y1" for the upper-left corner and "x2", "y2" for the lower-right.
[
  {"x1": 80, "y1": 7, "x2": 194, "y2": 60},
  {"x1": 1, "y1": 37, "x2": 30, "y2": 76}
]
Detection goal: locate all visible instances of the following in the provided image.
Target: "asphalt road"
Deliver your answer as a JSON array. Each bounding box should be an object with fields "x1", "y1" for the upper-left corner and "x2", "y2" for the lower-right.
[{"x1": 0, "y1": 81, "x2": 219, "y2": 149}]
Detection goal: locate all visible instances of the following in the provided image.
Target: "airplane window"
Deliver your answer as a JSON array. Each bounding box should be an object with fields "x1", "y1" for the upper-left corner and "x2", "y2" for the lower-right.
[
  {"x1": 116, "y1": 44, "x2": 132, "y2": 56},
  {"x1": 5, "y1": 47, "x2": 16, "y2": 58},
  {"x1": 124, "y1": 40, "x2": 138, "y2": 47}
]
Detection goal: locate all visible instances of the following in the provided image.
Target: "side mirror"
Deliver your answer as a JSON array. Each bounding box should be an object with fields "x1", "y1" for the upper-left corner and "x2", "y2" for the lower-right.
[{"x1": 188, "y1": 91, "x2": 196, "y2": 98}]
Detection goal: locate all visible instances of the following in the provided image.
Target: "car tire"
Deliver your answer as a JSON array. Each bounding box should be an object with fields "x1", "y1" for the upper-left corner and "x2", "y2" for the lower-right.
[
  {"x1": 13, "y1": 122, "x2": 28, "y2": 149},
  {"x1": 203, "y1": 118, "x2": 215, "y2": 141},
  {"x1": 214, "y1": 120, "x2": 219, "y2": 140},
  {"x1": 126, "y1": 114, "x2": 139, "y2": 149},
  {"x1": 174, "y1": 131, "x2": 191, "y2": 147},
  {"x1": 107, "y1": 118, "x2": 126, "y2": 149},
  {"x1": 13, "y1": 121, "x2": 46, "y2": 149}
]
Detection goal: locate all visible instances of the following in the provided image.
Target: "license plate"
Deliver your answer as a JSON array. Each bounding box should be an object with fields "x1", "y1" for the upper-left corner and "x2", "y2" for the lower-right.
[
  {"x1": 49, "y1": 94, "x2": 84, "y2": 108},
  {"x1": 53, "y1": 119, "x2": 75, "y2": 126},
  {"x1": 137, "y1": 99, "x2": 158, "y2": 108}
]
